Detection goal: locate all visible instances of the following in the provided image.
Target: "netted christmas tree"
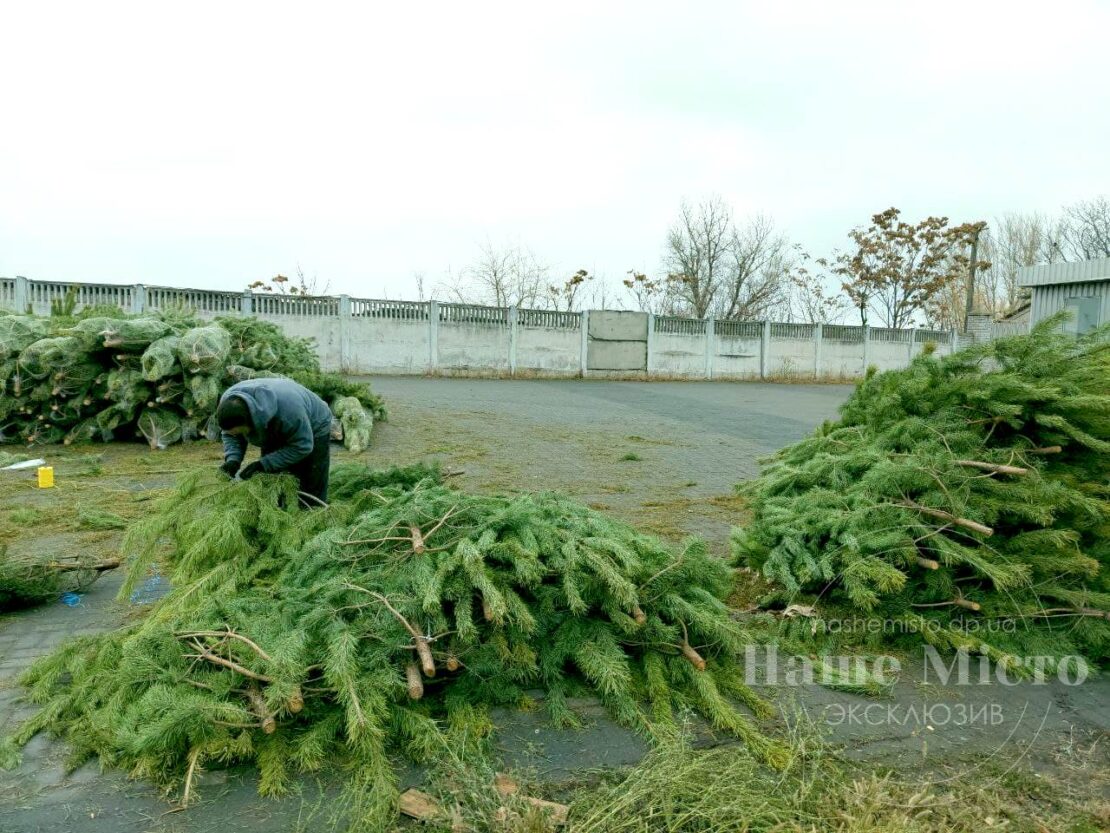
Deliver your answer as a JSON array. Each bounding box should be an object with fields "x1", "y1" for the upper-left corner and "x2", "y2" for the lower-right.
[
  {"x1": 732, "y1": 317, "x2": 1110, "y2": 669},
  {"x1": 0, "y1": 308, "x2": 383, "y2": 451},
  {"x1": 3, "y1": 465, "x2": 783, "y2": 830}
]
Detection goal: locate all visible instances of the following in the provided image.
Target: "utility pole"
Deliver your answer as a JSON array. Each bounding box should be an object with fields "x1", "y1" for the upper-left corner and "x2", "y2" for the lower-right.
[{"x1": 963, "y1": 225, "x2": 983, "y2": 331}]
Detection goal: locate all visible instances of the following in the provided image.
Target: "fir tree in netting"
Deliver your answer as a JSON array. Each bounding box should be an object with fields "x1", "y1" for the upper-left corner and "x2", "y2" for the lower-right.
[
  {"x1": 3, "y1": 466, "x2": 783, "y2": 829},
  {"x1": 733, "y1": 316, "x2": 1110, "y2": 669}
]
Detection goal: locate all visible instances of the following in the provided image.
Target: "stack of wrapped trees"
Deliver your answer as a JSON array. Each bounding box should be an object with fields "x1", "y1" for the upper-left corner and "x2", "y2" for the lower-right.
[{"x1": 0, "y1": 310, "x2": 384, "y2": 450}]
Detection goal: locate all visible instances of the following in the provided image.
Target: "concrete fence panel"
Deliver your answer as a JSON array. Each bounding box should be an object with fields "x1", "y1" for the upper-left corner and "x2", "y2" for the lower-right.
[
  {"x1": 767, "y1": 323, "x2": 817, "y2": 379},
  {"x1": 587, "y1": 310, "x2": 648, "y2": 372},
  {"x1": 714, "y1": 320, "x2": 762, "y2": 379},
  {"x1": 437, "y1": 304, "x2": 511, "y2": 374},
  {"x1": 516, "y1": 309, "x2": 581, "y2": 375},
  {"x1": 346, "y1": 317, "x2": 428, "y2": 374}
]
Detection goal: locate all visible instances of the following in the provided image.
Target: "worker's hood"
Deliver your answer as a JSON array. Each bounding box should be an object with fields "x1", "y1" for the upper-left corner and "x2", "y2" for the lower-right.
[
  {"x1": 219, "y1": 377, "x2": 334, "y2": 449},
  {"x1": 222, "y1": 383, "x2": 278, "y2": 446}
]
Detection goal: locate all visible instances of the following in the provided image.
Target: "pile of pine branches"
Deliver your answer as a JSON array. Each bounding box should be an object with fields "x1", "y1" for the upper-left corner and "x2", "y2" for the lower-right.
[
  {"x1": 2, "y1": 464, "x2": 782, "y2": 830},
  {"x1": 733, "y1": 316, "x2": 1110, "y2": 668},
  {"x1": 0, "y1": 545, "x2": 120, "y2": 610},
  {"x1": 0, "y1": 307, "x2": 384, "y2": 450}
]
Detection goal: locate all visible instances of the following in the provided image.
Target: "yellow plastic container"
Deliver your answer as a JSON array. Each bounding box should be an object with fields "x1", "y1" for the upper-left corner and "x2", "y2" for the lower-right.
[{"x1": 37, "y1": 466, "x2": 54, "y2": 489}]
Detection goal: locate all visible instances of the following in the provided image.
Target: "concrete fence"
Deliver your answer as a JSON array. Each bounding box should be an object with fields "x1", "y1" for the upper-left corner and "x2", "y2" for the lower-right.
[{"x1": 0, "y1": 275, "x2": 960, "y2": 379}]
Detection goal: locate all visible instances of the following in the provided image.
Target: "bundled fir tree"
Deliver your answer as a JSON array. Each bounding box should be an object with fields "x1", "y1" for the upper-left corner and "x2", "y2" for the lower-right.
[
  {"x1": 3, "y1": 466, "x2": 783, "y2": 829},
  {"x1": 0, "y1": 308, "x2": 384, "y2": 451},
  {"x1": 733, "y1": 317, "x2": 1110, "y2": 669}
]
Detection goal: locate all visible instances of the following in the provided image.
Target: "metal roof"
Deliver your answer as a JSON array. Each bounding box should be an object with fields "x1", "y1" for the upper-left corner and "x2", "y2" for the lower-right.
[{"x1": 1019, "y1": 257, "x2": 1110, "y2": 288}]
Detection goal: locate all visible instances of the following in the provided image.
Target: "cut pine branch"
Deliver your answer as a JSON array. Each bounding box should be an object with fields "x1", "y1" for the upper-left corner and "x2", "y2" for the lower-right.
[
  {"x1": 186, "y1": 638, "x2": 272, "y2": 682},
  {"x1": 287, "y1": 685, "x2": 304, "y2": 714},
  {"x1": 176, "y1": 630, "x2": 272, "y2": 662},
  {"x1": 678, "y1": 622, "x2": 706, "y2": 671},
  {"x1": 405, "y1": 664, "x2": 424, "y2": 700},
  {"x1": 898, "y1": 500, "x2": 994, "y2": 537},
  {"x1": 911, "y1": 597, "x2": 981, "y2": 612},
  {"x1": 245, "y1": 685, "x2": 276, "y2": 734},
  {"x1": 44, "y1": 558, "x2": 121, "y2": 573},
  {"x1": 408, "y1": 525, "x2": 426, "y2": 555},
  {"x1": 915, "y1": 556, "x2": 940, "y2": 570},
  {"x1": 955, "y1": 460, "x2": 1029, "y2": 476},
  {"x1": 1027, "y1": 607, "x2": 1110, "y2": 620},
  {"x1": 680, "y1": 639, "x2": 707, "y2": 671},
  {"x1": 344, "y1": 584, "x2": 436, "y2": 677}
]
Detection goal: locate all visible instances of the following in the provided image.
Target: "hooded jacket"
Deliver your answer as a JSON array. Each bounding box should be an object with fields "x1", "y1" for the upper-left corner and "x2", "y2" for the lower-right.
[{"x1": 219, "y1": 378, "x2": 333, "y2": 472}]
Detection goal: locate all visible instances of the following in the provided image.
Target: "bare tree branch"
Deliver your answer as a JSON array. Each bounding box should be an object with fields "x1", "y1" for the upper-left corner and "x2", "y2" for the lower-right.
[
  {"x1": 1057, "y1": 196, "x2": 1110, "y2": 261},
  {"x1": 447, "y1": 241, "x2": 550, "y2": 308}
]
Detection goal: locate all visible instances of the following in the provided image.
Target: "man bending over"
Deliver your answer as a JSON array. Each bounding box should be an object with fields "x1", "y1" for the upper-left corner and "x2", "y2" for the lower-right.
[{"x1": 216, "y1": 377, "x2": 333, "y2": 505}]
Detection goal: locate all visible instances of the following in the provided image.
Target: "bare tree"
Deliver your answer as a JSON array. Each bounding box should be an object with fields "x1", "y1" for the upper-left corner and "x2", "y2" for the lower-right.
[
  {"x1": 976, "y1": 213, "x2": 1054, "y2": 313},
  {"x1": 663, "y1": 197, "x2": 734, "y2": 318},
  {"x1": 1055, "y1": 196, "x2": 1110, "y2": 261},
  {"x1": 661, "y1": 199, "x2": 793, "y2": 320},
  {"x1": 584, "y1": 273, "x2": 619, "y2": 310},
  {"x1": 714, "y1": 215, "x2": 792, "y2": 320},
  {"x1": 413, "y1": 271, "x2": 427, "y2": 302},
  {"x1": 785, "y1": 253, "x2": 848, "y2": 324},
  {"x1": 446, "y1": 241, "x2": 549, "y2": 308}
]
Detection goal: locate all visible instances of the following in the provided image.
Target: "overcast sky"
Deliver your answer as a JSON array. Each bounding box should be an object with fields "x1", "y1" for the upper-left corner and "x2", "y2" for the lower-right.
[{"x1": 2, "y1": 1, "x2": 1107, "y2": 301}]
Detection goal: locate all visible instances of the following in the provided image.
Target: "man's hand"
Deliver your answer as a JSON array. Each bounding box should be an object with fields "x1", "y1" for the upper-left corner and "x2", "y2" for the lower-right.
[
  {"x1": 239, "y1": 461, "x2": 264, "y2": 480},
  {"x1": 220, "y1": 459, "x2": 241, "y2": 478}
]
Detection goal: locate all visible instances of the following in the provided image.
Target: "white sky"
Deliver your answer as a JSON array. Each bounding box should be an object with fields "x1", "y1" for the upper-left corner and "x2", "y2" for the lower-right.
[{"x1": 2, "y1": 0, "x2": 1107, "y2": 301}]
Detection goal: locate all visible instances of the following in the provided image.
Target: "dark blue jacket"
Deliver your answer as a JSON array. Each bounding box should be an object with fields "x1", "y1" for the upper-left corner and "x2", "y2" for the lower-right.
[{"x1": 220, "y1": 378, "x2": 333, "y2": 472}]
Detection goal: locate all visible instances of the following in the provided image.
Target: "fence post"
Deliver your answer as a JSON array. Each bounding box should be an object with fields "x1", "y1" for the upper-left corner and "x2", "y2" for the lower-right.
[
  {"x1": 950, "y1": 328, "x2": 959, "y2": 354},
  {"x1": 338, "y1": 295, "x2": 352, "y2": 373},
  {"x1": 760, "y1": 320, "x2": 771, "y2": 379},
  {"x1": 14, "y1": 276, "x2": 28, "y2": 313},
  {"x1": 646, "y1": 313, "x2": 655, "y2": 375},
  {"x1": 580, "y1": 310, "x2": 589, "y2": 378},
  {"x1": 241, "y1": 289, "x2": 253, "y2": 315},
  {"x1": 508, "y1": 306, "x2": 518, "y2": 376},
  {"x1": 862, "y1": 325, "x2": 871, "y2": 373},
  {"x1": 131, "y1": 284, "x2": 146, "y2": 314},
  {"x1": 814, "y1": 323, "x2": 823, "y2": 379},
  {"x1": 907, "y1": 329, "x2": 916, "y2": 365},
  {"x1": 704, "y1": 318, "x2": 715, "y2": 379},
  {"x1": 428, "y1": 300, "x2": 440, "y2": 372}
]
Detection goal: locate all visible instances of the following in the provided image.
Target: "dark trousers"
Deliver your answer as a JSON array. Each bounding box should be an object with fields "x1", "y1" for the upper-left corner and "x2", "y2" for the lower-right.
[{"x1": 283, "y1": 433, "x2": 331, "y2": 507}]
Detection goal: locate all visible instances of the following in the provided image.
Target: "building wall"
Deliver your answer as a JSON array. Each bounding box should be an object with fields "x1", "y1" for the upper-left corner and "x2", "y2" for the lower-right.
[{"x1": 1029, "y1": 282, "x2": 1110, "y2": 332}]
